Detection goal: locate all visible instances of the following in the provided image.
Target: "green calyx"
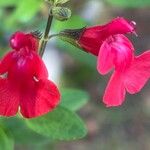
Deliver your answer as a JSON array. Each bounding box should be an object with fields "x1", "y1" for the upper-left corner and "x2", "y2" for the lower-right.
[
  {"x1": 58, "y1": 27, "x2": 86, "y2": 48},
  {"x1": 59, "y1": 27, "x2": 86, "y2": 40}
]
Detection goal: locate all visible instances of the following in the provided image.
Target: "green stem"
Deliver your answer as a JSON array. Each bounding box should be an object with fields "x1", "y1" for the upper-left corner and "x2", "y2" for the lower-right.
[
  {"x1": 39, "y1": 10, "x2": 53, "y2": 57},
  {"x1": 48, "y1": 33, "x2": 60, "y2": 39}
]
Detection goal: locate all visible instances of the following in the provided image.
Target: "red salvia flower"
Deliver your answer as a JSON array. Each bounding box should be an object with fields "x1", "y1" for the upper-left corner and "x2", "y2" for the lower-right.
[
  {"x1": 78, "y1": 17, "x2": 136, "y2": 55},
  {"x1": 0, "y1": 32, "x2": 60, "y2": 118},
  {"x1": 78, "y1": 17, "x2": 150, "y2": 107},
  {"x1": 97, "y1": 35, "x2": 150, "y2": 106}
]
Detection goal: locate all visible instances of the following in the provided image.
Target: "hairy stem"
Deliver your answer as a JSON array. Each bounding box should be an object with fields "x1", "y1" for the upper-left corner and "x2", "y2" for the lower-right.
[{"x1": 39, "y1": 10, "x2": 53, "y2": 57}]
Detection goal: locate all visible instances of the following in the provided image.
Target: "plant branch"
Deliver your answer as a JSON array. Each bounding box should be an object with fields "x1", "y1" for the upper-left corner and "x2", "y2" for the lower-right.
[{"x1": 39, "y1": 10, "x2": 53, "y2": 57}]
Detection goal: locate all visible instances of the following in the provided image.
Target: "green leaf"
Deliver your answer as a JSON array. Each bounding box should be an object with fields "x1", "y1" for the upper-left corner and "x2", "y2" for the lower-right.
[
  {"x1": 3, "y1": 118, "x2": 49, "y2": 144},
  {"x1": 5, "y1": 0, "x2": 42, "y2": 29},
  {"x1": 106, "y1": 0, "x2": 150, "y2": 8},
  {"x1": 0, "y1": 127, "x2": 14, "y2": 150},
  {"x1": 26, "y1": 106, "x2": 87, "y2": 140},
  {"x1": 60, "y1": 89, "x2": 89, "y2": 111},
  {"x1": 13, "y1": 0, "x2": 42, "y2": 22},
  {"x1": 52, "y1": 7, "x2": 71, "y2": 21}
]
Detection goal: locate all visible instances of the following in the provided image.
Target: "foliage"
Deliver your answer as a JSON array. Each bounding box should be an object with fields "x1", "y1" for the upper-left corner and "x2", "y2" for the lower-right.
[
  {"x1": 106, "y1": 0, "x2": 150, "y2": 8},
  {"x1": 0, "y1": 88, "x2": 89, "y2": 149},
  {"x1": 61, "y1": 88, "x2": 89, "y2": 111},
  {"x1": 0, "y1": 127, "x2": 14, "y2": 150},
  {"x1": 26, "y1": 106, "x2": 87, "y2": 140}
]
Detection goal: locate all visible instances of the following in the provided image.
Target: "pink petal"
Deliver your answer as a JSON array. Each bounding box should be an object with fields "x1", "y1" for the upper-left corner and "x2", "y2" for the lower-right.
[
  {"x1": 0, "y1": 78, "x2": 19, "y2": 117},
  {"x1": 124, "y1": 50, "x2": 150, "y2": 94},
  {"x1": 97, "y1": 34, "x2": 134, "y2": 74},
  {"x1": 103, "y1": 72, "x2": 126, "y2": 107},
  {"x1": 111, "y1": 35, "x2": 134, "y2": 71},
  {"x1": 20, "y1": 79, "x2": 60, "y2": 118},
  {"x1": 97, "y1": 39, "x2": 114, "y2": 75}
]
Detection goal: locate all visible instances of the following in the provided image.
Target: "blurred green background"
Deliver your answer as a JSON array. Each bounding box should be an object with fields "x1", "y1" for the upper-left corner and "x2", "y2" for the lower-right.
[{"x1": 0, "y1": 0, "x2": 150, "y2": 150}]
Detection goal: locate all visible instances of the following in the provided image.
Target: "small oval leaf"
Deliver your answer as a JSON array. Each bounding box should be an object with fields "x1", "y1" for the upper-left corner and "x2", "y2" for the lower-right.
[{"x1": 106, "y1": 0, "x2": 150, "y2": 8}]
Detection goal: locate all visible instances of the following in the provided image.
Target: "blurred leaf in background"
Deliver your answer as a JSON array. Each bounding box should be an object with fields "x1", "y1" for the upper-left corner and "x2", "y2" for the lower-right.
[
  {"x1": 106, "y1": 0, "x2": 150, "y2": 8},
  {"x1": 0, "y1": 127, "x2": 14, "y2": 150},
  {"x1": 0, "y1": 0, "x2": 43, "y2": 31},
  {"x1": 3, "y1": 118, "x2": 49, "y2": 145}
]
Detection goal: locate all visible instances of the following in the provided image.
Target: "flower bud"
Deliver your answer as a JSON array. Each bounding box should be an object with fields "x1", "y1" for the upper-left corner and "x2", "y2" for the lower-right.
[
  {"x1": 52, "y1": 7, "x2": 71, "y2": 21},
  {"x1": 45, "y1": 0, "x2": 69, "y2": 5},
  {"x1": 54, "y1": 0, "x2": 70, "y2": 5}
]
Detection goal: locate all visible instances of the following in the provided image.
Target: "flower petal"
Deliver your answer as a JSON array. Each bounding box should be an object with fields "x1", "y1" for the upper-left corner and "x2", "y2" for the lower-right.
[
  {"x1": 0, "y1": 51, "x2": 15, "y2": 74},
  {"x1": 111, "y1": 35, "x2": 134, "y2": 71},
  {"x1": 106, "y1": 17, "x2": 136, "y2": 35},
  {"x1": 32, "y1": 52, "x2": 48, "y2": 79},
  {"x1": 0, "y1": 78, "x2": 19, "y2": 117},
  {"x1": 7, "y1": 51, "x2": 48, "y2": 84},
  {"x1": 103, "y1": 72, "x2": 126, "y2": 107},
  {"x1": 97, "y1": 34, "x2": 134, "y2": 74},
  {"x1": 20, "y1": 79, "x2": 60, "y2": 118},
  {"x1": 10, "y1": 31, "x2": 39, "y2": 51},
  {"x1": 97, "y1": 39, "x2": 114, "y2": 75},
  {"x1": 124, "y1": 50, "x2": 150, "y2": 94}
]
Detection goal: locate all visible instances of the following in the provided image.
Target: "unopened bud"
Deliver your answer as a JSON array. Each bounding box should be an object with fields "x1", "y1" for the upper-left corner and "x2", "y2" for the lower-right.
[
  {"x1": 45, "y1": 0, "x2": 69, "y2": 5},
  {"x1": 52, "y1": 7, "x2": 71, "y2": 21},
  {"x1": 54, "y1": 0, "x2": 70, "y2": 5}
]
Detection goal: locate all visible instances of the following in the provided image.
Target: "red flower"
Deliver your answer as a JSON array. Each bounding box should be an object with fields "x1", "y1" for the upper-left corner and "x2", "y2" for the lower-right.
[
  {"x1": 78, "y1": 17, "x2": 136, "y2": 55},
  {"x1": 78, "y1": 17, "x2": 150, "y2": 107},
  {"x1": 97, "y1": 35, "x2": 150, "y2": 106},
  {"x1": 0, "y1": 32, "x2": 60, "y2": 118}
]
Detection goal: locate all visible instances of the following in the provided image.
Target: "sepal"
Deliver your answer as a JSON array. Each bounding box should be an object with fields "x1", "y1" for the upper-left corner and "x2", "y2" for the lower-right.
[{"x1": 58, "y1": 27, "x2": 86, "y2": 49}]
